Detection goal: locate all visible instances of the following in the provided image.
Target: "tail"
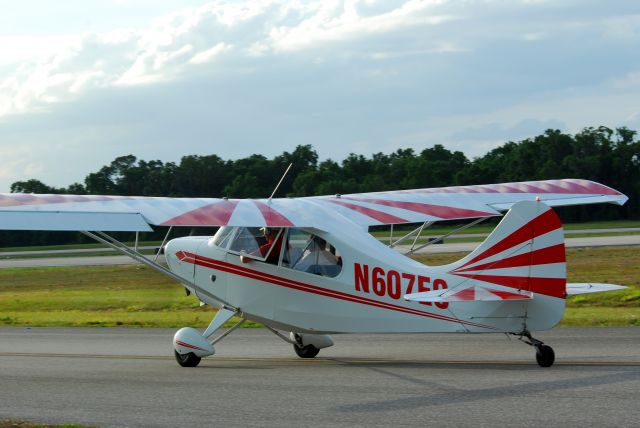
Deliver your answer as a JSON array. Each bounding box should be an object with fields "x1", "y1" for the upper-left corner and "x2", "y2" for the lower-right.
[
  {"x1": 448, "y1": 199, "x2": 566, "y2": 300},
  {"x1": 406, "y1": 200, "x2": 567, "y2": 331}
]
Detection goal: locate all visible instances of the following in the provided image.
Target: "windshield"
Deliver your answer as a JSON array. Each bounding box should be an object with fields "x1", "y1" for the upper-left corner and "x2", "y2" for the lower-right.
[{"x1": 211, "y1": 226, "x2": 234, "y2": 249}]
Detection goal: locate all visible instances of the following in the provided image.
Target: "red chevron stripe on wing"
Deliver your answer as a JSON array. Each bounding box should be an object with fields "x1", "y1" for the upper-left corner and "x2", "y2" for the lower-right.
[
  {"x1": 0, "y1": 194, "x2": 122, "y2": 207},
  {"x1": 341, "y1": 197, "x2": 497, "y2": 219},
  {"x1": 253, "y1": 200, "x2": 295, "y2": 227},
  {"x1": 161, "y1": 200, "x2": 239, "y2": 226},
  {"x1": 397, "y1": 179, "x2": 622, "y2": 195},
  {"x1": 328, "y1": 199, "x2": 409, "y2": 224}
]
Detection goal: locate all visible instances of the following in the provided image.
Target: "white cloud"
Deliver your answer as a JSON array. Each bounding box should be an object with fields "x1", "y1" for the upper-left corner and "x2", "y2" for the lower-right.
[
  {"x1": 189, "y1": 43, "x2": 232, "y2": 65},
  {"x1": 0, "y1": 0, "x2": 462, "y2": 118},
  {"x1": 0, "y1": 0, "x2": 639, "y2": 192}
]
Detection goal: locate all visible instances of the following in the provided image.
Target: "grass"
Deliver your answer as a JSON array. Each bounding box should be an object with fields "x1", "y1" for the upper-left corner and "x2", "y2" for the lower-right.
[{"x1": 0, "y1": 247, "x2": 638, "y2": 327}]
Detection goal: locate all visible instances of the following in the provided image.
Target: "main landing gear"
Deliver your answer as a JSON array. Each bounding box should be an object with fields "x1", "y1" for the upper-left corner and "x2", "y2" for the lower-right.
[
  {"x1": 173, "y1": 307, "x2": 244, "y2": 368},
  {"x1": 172, "y1": 308, "x2": 335, "y2": 367},
  {"x1": 513, "y1": 330, "x2": 555, "y2": 367},
  {"x1": 264, "y1": 328, "x2": 334, "y2": 359}
]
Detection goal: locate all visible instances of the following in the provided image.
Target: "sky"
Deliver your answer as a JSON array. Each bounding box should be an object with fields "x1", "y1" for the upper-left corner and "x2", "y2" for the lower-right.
[{"x1": 1, "y1": 0, "x2": 639, "y2": 192}]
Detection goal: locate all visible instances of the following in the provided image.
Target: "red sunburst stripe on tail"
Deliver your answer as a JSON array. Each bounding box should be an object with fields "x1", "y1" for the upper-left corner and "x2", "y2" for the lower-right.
[
  {"x1": 453, "y1": 243, "x2": 566, "y2": 273},
  {"x1": 327, "y1": 199, "x2": 409, "y2": 224},
  {"x1": 455, "y1": 273, "x2": 565, "y2": 299},
  {"x1": 252, "y1": 201, "x2": 294, "y2": 227},
  {"x1": 341, "y1": 197, "x2": 497, "y2": 219},
  {"x1": 456, "y1": 209, "x2": 561, "y2": 270},
  {"x1": 161, "y1": 200, "x2": 239, "y2": 226}
]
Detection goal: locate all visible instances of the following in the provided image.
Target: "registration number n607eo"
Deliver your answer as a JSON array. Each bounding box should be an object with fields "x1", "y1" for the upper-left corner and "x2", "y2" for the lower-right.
[{"x1": 354, "y1": 263, "x2": 448, "y2": 309}]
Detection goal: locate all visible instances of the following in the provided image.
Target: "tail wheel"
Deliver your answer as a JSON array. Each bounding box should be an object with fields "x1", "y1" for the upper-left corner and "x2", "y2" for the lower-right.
[
  {"x1": 293, "y1": 344, "x2": 320, "y2": 358},
  {"x1": 535, "y1": 344, "x2": 555, "y2": 367},
  {"x1": 174, "y1": 350, "x2": 202, "y2": 367}
]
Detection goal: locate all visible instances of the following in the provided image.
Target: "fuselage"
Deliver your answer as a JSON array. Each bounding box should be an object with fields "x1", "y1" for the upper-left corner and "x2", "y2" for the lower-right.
[{"x1": 165, "y1": 223, "x2": 565, "y2": 335}]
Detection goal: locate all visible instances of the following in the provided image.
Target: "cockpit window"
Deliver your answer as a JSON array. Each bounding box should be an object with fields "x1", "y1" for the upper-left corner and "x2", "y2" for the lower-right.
[
  {"x1": 226, "y1": 227, "x2": 284, "y2": 265},
  {"x1": 283, "y1": 229, "x2": 342, "y2": 278},
  {"x1": 228, "y1": 227, "x2": 263, "y2": 254},
  {"x1": 211, "y1": 226, "x2": 234, "y2": 249}
]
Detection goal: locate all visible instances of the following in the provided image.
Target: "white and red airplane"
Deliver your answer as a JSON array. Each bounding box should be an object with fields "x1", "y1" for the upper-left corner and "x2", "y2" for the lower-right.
[{"x1": 0, "y1": 178, "x2": 628, "y2": 367}]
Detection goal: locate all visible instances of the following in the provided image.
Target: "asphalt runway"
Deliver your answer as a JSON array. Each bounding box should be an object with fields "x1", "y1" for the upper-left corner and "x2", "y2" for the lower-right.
[{"x1": 1, "y1": 327, "x2": 639, "y2": 427}]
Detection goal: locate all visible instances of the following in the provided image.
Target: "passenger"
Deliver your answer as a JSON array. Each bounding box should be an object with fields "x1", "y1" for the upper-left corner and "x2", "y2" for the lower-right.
[
  {"x1": 240, "y1": 227, "x2": 282, "y2": 265},
  {"x1": 294, "y1": 235, "x2": 338, "y2": 272}
]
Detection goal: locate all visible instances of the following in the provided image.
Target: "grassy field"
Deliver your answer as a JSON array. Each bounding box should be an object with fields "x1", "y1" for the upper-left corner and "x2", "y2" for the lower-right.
[{"x1": 0, "y1": 247, "x2": 638, "y2": 327}]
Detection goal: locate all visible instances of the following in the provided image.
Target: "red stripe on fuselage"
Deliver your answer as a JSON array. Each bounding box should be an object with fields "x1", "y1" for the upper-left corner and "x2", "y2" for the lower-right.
[{"x1": 176, "y1": 251, "x2": 496, "y2": 330}]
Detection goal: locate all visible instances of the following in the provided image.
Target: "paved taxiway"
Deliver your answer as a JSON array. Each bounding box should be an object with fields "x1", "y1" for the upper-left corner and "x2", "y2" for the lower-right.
[
  {"x1": 1, "y1": 234, "x2": 639, "y2": 268},
  {"x1": 1, "y1": 327, "x2": 639, "y2": 427}
]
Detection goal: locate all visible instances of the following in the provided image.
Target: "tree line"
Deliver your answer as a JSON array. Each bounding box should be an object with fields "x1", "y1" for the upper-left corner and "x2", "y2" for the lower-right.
[{"x1": 5, "y1": 126, "x2": 639, "y2": 246}]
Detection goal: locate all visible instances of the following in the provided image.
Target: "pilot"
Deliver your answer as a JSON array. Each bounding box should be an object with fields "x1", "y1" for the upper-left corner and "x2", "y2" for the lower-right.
[
  {"x1": 294, "y1": 235, "x2": 338, "y2": 272},
  {"x1": 240, "y1": 227, "x2": 282, "y2": 265}
]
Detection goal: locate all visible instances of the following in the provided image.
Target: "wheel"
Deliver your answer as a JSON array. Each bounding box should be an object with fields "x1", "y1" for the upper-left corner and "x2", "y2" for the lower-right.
[
  {"x1": 174, "y1": 350, "x2": 202, "y2": 367},
  {"x1": 535, "y1": 344, "x2": 555, "y2": 367},
  {"x1": 293, "y1": 344, "x2": 320, "y2": 358}
]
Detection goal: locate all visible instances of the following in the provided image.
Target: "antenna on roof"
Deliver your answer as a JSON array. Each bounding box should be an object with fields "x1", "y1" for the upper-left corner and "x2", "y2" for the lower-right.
[{"x1": 268, "y1": 163, "x2": 293, "y2": 203}]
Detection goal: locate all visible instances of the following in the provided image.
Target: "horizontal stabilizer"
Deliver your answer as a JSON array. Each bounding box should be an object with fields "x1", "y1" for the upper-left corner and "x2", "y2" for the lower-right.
[
  {"x1": 404, "y1": 285, "x2": 533, "y2": 303},
  {"x1": 566, "y1": 283, "x2": 627, "y2": 295}
]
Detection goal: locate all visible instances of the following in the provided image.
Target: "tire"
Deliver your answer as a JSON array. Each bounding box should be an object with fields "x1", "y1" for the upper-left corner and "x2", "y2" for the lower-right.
[
  {"x1": 174, "y1": 350, "x2": 202, "y2": 367},
  {"x1": 535, "y1": 344, "x2": 555, "y2": 367},
  {"x1": 293, "y1": 344, "x2": 320, "y2": 358}
]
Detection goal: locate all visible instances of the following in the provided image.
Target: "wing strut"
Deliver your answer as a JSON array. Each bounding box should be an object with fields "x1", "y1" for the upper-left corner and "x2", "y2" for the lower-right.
[
  {"x1": 80, "y1": 231, "x2": 237, "y2": 310},
  {"x1": 154, "y1": 226, "x2": 173, "y2": 262},
  {"x1": 389, "y1": 216, "x2": 492, "y2": 256}
]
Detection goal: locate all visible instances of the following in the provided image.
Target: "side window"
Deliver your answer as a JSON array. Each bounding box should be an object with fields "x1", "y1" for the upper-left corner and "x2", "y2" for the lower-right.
[
  {"x1": 227, "y1": 227, "x2": 284, "y2": 265},
  {"x1": 284, "y1": 229, "x2": 342, "y2": 278}
]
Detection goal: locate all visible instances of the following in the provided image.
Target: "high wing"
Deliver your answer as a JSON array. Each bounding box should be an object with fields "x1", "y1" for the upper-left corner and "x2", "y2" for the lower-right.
[{"x1": 0, "y1": 179, "x2": 627, "y2": 231}]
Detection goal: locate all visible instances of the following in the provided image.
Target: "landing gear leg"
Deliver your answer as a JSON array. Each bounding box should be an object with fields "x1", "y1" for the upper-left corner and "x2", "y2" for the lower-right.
[
  {"x1": 173, "y1": 307, "x2": 244, "y2": 368},
  {"x1": 513, "y1": 330, "x2": 555, "y2": 367}
]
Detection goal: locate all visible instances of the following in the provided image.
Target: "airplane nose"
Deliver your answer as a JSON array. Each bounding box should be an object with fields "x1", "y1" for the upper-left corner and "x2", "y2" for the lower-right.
[{"x1": 165, "y1": 237, "x2": 206, "y2": 280}]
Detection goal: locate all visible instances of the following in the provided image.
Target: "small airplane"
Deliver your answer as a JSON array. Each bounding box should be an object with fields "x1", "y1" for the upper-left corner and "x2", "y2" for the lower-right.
[{"x1": 0, "y1": 178, "x2": 629, "y2": 367}]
